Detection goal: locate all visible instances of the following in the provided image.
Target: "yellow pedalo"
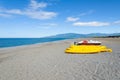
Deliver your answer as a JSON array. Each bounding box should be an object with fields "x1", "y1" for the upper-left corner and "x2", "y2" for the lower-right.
[{"x1": 65, "y1": 40, "x2": 112, "y2": 54}]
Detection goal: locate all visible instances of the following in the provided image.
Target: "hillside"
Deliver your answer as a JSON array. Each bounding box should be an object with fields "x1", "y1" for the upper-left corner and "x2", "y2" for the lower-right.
[{"x1": 46, "y1": 33, "x2": 120, "y2": 38}]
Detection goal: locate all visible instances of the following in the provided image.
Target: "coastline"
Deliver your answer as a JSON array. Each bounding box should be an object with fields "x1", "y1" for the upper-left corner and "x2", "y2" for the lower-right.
[
  {"x1": 0, "y1": 39, "x2": 71, "y2": 50},
  {"x1": 1, "y1": 37, "x2": 118, "y2": 50},
  {"x1": 0, "y1": 38, "x2": 69, "y2": 49},
  {"x1": 0, "y1": 38, "x2": 120, "y2": 80}
]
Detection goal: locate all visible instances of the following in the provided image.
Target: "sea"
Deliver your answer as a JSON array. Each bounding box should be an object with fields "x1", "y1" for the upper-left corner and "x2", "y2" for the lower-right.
[{"x1": 0, "y1": 38, "x2": 67, "y2": 48}]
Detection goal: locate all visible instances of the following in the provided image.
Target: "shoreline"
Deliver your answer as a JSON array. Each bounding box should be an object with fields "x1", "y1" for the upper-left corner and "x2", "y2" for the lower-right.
[
  {"x1": 0, "y1": 38, "x2": 71, "y2": 50},
  {"x1": 0, "y1": 37, "x2": 119, "y2": 50}
]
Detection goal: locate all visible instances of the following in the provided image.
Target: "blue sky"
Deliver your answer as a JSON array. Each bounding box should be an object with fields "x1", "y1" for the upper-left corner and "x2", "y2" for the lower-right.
[{"x1": 0, "y1": 0, "x2": 120, "y2": 38}]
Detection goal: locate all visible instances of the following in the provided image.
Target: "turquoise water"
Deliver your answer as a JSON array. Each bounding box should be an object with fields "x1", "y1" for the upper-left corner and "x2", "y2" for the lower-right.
[{"x1": 0, "y1": 38, "x2": 67, "y2": 48}]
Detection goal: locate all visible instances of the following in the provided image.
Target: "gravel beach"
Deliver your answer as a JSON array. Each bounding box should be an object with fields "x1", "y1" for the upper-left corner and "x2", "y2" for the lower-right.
[{"x1": 0, "y1": 38, "x2": 120, "y2": 80}]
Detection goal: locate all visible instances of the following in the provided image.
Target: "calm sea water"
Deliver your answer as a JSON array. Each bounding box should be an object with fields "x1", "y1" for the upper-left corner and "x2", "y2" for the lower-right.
[{"x1": 0, "y1": 38, "x2": 67, "y2": 48}]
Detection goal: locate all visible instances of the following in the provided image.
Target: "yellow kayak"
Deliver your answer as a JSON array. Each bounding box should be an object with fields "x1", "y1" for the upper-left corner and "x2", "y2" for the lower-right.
[{"x1": 65, "y1": 40, "x2": 112, "y2": 54}]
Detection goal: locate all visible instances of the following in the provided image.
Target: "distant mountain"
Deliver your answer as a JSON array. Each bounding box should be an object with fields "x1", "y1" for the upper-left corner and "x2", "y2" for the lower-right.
[
  {"x1": 87, "y1": 33, "x2": 109, "y2": 37},
  {"x1": 48, "y1": 33, "x2": 87, "y2": 38},
  {"x1": 109, "y1": 33, "x2": 120, "y2": 36},
  {"x1": 45, "y1": 33, "x2": 120, "y2": 39}
]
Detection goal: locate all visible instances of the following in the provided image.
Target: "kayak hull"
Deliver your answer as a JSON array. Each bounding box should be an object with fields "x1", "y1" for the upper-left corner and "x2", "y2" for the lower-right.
[{"x1": 65, "y1": 45, "x2": 112, "y2": 54}]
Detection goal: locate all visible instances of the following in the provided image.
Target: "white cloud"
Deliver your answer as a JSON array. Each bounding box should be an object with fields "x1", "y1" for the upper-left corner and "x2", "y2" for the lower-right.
[
  {"x1": 114, "y1": 20, "x2": 120, "y2": 24},
  {"x1": 38, "y1": 23, "x2": 58, "y2": 29},
  {"x1": 5, "y1": 9, "x2": 23, "y2": 14},
  {"x1": 0, "y1": 0, "x2": 57, "y2": 19},
  {"x1": 30, "y1": 0, "x2": 47, "y2": 10},
  {"x1": 73, "y1": 21, "x2": 110, "y2": 26},
  {"x1": 40, "y1": 23, "x2": 58, "y2": 26},
  {"x1": 0, "y1": 13, "x2": 12, "y2": 17},
  {"x1": 47, "y1": 23, "x2": 58, "y2": 26},
  {"x1": 66, "y1": 17, "x2": 79, "y2": 22},
  {"x1": 79, "y1": 10, "x2": 94, "y2": 16},
  {"x1": 24, "y1": 11, "x2": 57, "y2": 19}
]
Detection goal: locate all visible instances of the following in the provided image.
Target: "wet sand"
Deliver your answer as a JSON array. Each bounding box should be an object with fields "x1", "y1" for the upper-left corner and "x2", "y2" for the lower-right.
[{"x1": 0, "y1": 38, "x2": 120, "y2": 80}]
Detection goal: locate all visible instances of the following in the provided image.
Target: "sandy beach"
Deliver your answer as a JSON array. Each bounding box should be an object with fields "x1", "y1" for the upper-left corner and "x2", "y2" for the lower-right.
[{"x1": 0, "y1": 38, "x2": 120, "y2": 80}]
